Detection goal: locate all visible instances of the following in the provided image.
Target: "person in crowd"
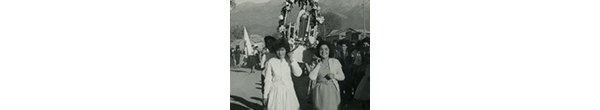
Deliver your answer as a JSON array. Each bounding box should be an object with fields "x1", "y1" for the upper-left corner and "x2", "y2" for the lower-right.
[
  {"x1": 354, "y1": 38, "x2": 370, "y2": 110},
  {"x1": 351, "y1": 42, "x2": 363, "y2": 67},
  {"x1": 260, "y1": 47, "x2": 271, "y2": 69},
  {"x1": 261, "y1": 36, "x2": 277, "y2": 108},
  {"x1": 257, "y1": 46, "x2": 263, "y2": 69},
  {"x1": 261, "y1": 36, "x2": 277, "y2": 69},
  {"x1": 332, "y1": 40, "x2": 340, "y2": 59},
  {"x1": 263, "y1": 39, "x2": 303, "y2": 110},
  {"x1": 260, "y1": 37, "x2": 273, "y2": 109},
  {"x1": 261, "y1": 36, "x2": 277, "y2": 67},
  {"x1": 242, "y1": 52, "x2": 247, "y2": 67},
  {"x1": 336, "y1": 40, "x2": 355, "y2": 104},
  {"x1": 333, "y1": 40, "x2": 338, "y2": 48},
  {"x1": 308, "y1": 41, "x2": 345, "y2": 110},
  {"x1": 255, "y1": 46, "x2": 261, "y2": 68},
  {"x1": 350, "y1": 40, "x2": 365, "y2": 88},
  {"x1": 231, "y1": 47, "x2": 235, "y2": 67},
  {"x1": 257, "y1": 47, "x2": 263, "y2": 70},
  {"x1": 250, "y1": 46, "x2": 260, "y2": 73},
  {"x1": 336, "y1": 41, "x2": 348, "y2": 65},
  {"x1": 238, "y1": 47, "x2": 246, "y2": 68},
  {"x1": 234, "y1": 46, "x2": 243, "y2": 68}
]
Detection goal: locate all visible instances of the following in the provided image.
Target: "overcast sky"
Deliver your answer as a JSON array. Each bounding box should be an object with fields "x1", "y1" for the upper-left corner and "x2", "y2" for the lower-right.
[{"x1": 233, "y1": 0, "x2": 270, "y2": 4}]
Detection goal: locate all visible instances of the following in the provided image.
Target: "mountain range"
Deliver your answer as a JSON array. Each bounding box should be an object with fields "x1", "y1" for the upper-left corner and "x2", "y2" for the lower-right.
[{"x1": 230, "y1": 0, "x2": 370, "y2": 36}]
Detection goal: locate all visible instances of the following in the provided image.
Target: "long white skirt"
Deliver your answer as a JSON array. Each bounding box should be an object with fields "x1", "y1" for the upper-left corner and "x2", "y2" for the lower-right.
[{"x1": 266, "y1": 81, "x2": 300, "y2": 110}]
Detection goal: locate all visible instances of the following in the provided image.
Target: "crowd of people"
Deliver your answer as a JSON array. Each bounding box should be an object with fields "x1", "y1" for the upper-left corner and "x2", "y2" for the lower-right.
[
  {"x1": 232, "y1": 35, "x2": 370, "y2": 110},
  {"x1": 252, "y1": 35, "x2": 370, "y2": 110},
  {"x1": 230, "y1": 45, "x2": 264, "y2": 73}
]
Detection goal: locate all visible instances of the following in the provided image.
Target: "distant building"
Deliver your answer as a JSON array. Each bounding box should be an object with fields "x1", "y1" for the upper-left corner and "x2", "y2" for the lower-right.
[
  {"x1": 325, "y1": 28, "x2": 369, "y2": 43},
  {"x1": 325, "y1": 30, "x2": 344, "y2": 43}
]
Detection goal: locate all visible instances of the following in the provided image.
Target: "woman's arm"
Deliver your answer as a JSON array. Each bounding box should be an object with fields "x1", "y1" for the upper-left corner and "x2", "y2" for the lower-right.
[
  {"x1": 263, "y1": 62, "x2": 272, "y2": 99},
  {"x1": 260, "y1": 55, "x2": 266, "y2": 68},
  {"x1": 289, "y1": 59, "x2": 302, "y2": 77},
  {"x1": 333, "y1": 59, "x2": 345, "y2": 81}
]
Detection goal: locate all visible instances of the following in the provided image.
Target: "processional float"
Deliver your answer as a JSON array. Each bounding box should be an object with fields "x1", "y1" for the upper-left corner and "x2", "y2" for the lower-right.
[{"x1": 277, "y1": 0, "x2": 325, "y2": 63}]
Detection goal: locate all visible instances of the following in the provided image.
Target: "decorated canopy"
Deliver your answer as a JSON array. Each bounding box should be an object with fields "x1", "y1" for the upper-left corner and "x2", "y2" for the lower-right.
[{"x1": 276, "y1": 0, "x2": 326, "y2": 63}]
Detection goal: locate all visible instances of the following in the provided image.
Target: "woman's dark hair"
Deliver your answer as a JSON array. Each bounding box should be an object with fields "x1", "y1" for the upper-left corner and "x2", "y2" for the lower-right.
[
  {"x1": 361, "y1": 38, "x2": 370, "y2": 50},
  {"x1": 315, "y1": 41, "x2": 335, "y2": 58},
  {"x1": 264, "y1": 36, "x2": 276, "y2": 44},
  {"x1": 264, "y1": 36, "x2": 277, "y2": 52},
  {"x1": 332, "y1": 40, "x2": 339, "y2": 45},
  {"x1": 362, "y1": 37, "x2": 370, "y2": 44},
  {"x1": 271, "y1": 39, "x2": 290, "y2": 54},
  {"x1": 354, "y1": 39, "x2": 364, "y2": 48},
  {"x1": 338, "y1": 40, "x2": 347, "y2": 46},
  {"x1": 356, "y1": 40, "x2": 367, "y2": 51}
]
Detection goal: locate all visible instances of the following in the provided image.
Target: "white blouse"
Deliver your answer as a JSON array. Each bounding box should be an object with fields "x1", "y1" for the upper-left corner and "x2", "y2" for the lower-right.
[{"x1": 263, "y1": 58, "x2": 302, "y2": 98}]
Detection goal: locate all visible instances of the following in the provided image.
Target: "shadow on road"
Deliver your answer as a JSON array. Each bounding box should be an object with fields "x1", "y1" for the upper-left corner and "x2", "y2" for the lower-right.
[
  {"x1": 255, "y1": 82, "x2": 263, "y2": 90},
  {"x1": 230, "y1": 70, "x2": 247, "y2": 72},
  {"x1": 250, "y1": 97, "x2": 263, "y2": 102},
  {"x1": 230, "y1": 103, "x2": 249, "y2": 110},
  {"x1": 231, "y1": 95, "x2": 262, "y2": 110}
]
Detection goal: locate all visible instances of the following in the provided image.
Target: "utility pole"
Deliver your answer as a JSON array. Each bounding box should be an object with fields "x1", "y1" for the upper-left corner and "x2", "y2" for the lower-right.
[
  {"x1": 322, "y1": 24, "x2": 326, "y2": 41},
  {"x1": 362, "y1": 0, "x2": 367, "y2": 39}
]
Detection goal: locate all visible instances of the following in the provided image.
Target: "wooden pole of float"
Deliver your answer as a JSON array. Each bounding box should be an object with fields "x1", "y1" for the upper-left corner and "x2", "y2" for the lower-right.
[{"x1": 362, "y1": 0, "x2": 367, "y2": 39}]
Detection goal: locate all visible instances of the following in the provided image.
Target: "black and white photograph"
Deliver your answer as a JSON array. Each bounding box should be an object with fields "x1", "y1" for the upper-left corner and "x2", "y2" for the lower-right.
[
  {"x1": 4, "y1": 0, "x2": 600, "y2": 110},
  {"x1": 230, "y1": 0, "x2": 370, "y2": 109}
]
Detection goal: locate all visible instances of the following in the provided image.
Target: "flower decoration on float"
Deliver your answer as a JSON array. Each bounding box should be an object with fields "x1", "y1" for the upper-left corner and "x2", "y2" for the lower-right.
[{"x1": 276, "y1": 0, "x2": 325, "y2": 50}]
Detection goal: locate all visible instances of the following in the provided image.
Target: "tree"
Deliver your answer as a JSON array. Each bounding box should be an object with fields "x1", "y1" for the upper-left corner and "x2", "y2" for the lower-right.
[
  {"x1": 230, "y1": 26, "x2": 244, "y2": 40},
  {"x1": 320, "y1": 12, "x2": 343, "y2": 38}
]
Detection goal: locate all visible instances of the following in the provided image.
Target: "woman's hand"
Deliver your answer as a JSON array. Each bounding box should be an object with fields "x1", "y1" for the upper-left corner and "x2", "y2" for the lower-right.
[
  {"x1": 287, "y1": 52, "x2": 294, "y2": 61},
  {"x1": 262, "y1": 97, "x2": 268, "y2": 105},
  {"x1": 325, "y1": 73, "x2": 335, "y2": 80},
  {"x1": 315, "y1": 57, "x2": 322, "y2": 64}
]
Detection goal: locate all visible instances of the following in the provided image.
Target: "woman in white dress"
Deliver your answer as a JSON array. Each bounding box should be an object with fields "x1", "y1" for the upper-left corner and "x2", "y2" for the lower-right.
[{"x1": 263, "y1": 41, "x2": 303, "y2": 110}]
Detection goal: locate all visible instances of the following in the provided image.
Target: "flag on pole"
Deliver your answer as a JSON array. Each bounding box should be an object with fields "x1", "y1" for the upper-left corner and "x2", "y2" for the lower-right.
[{"x1": 243, "y1": 27, "x2": 253, "y2": 56}]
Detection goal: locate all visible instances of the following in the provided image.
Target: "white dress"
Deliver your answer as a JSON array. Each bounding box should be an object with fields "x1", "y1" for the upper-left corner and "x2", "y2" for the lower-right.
[{"x1": 263, "y1": 58, "x2": 303, "y2": 110}]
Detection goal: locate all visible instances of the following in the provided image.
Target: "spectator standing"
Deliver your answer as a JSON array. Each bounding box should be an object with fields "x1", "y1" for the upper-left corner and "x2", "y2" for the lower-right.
[
  {"x1": 250, "y1": 46, "x2": 260, "y2": 73},
  {"x1": 354, "y1": 38, "x2": 370, "y2": 110},
  {"x1": 337, "y1": 41, "x2": 355, "y2": 103},
  {"x1": 231, "y1": 47, "x2": 235, "y2": 67},
  {"x1": 234, "y1": 46, "x2": 243, "y2": 68}
]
